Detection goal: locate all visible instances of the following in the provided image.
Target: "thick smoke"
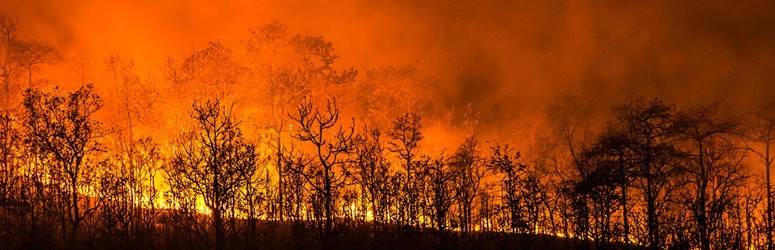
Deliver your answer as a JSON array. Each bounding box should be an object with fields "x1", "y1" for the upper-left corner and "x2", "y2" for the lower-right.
[{"x1": 2, "y1": 0, "x2": 774, "y2": 142}]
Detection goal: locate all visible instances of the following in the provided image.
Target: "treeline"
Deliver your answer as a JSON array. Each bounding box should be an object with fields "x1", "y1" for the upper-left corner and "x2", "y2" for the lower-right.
[
  {"x1": 0, "y1": 13, "x2": 774, "y2": 250},
  {"x1": 1, "y1": 84, "x2": 774, "y2": 250}
]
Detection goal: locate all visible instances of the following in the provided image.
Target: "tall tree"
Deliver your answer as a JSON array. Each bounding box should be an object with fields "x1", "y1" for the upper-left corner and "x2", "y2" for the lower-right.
[
  {"x1": 451, "y1": 135, "x2": 485, "y2": 233},
  {"x1": 23, "y1": 84, "x2": 104, "y2": 246},
  {"x1": 488, "y1": 145, "x2": 529, "y2": 233},
  {"x1": 289, "y1": 98, "x2": 357, "y2": 235},
  {"x1": 246, "y1": 21, "x2": 356, "y2": 222},
  {"x1": 0, "y1": 14, "x2": 19, "y2": 109},
  {"x1": 613, "y1": 97, "x2": 681, "y2": 249},
  {"x1": 168, "y1": 99, "x2": 258, "y2": 250},
  {"x1": 388, "y1": 112, "x2": 423, "y2": 227},
  {"x1": 746, "y1": 105, "x2": 775, "y2": 250},
  {"x1": 596, "y1": 128, "x2": 636, "y2": 244},
  {"x1": 350, "y1": 128, "x2": 393, "y2": 224},
  {"x1": 11, "y1": 39, "x2": 56, "y2": 88},
  {"x1": 675, "y1": 104, "x2": 747, "y2": 250}
]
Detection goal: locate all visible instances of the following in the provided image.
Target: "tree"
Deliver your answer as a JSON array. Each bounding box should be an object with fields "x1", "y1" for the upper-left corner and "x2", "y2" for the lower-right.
[
  {"x1": 0, "y1": 14, "x2": 20, "y2": 109},
  {"x1": 0, "y1": 111, "x2": 22, "y2": 248},
  {"x1": 388, "y1": 112, "x2": 423, "y2": 227},
  {"x1": 576, "y1": 144, "x2": 622, "y2": 246},
  {"x1": 245, "y1": 21, "x2": 357, "y2": 223},
  {"x1": 416, "y1": 154, "x2": 453, "y2": 232},
  {"x1": 163, "y1": 41, "x2": 246, "y2": 101},
  {"x1": 167, "y1": 99, "x2": 258, "y2": 250},
  {"x1": 544, "y1": 94, "x2": 596, "y2": 238},
  {"x1": 584, "y1": 128, "x2": 636, "y2": 244},
  {"x1": 488, "y1": 145, "x2": 529, "y2": 233},
  {"x1": 11, "y1": 39, "x2": 57, "y2": 88},
  {"x1": 288, "y1": 98, "x2": 357, "y2": 235},
  {"x1": 613, "y1": 97, "x2": 681, "y2": 249},
  {"x1": 23, "y1": 84, "x2": 104, "y2": 246},
  {"x1": 746, "y1": 105, "x2": 775, "y2": 250},
  {"x1": 675, "y1": 104, "x2": 747, "y2": 250},
  {"x1": 350, "y1": 128, "x2": 393, "y2": 224},
  {"x1": 451, "y1": 135, "x2": 485, "y2": 233}
]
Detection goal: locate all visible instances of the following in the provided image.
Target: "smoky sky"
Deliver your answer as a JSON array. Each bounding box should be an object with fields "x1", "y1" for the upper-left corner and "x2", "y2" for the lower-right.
[{"x1": 2, "y1": 0, "x2": 775, "y2": 132}]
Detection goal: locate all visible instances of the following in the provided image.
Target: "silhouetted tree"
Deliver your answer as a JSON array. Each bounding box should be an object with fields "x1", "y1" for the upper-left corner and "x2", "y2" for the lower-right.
[
  {"x1": 613, "y1": 97, "x2": 681, "y2": 249},
  {"x1": 167, "y1": 99, "x2": 258, "y2": 250},
  {"x1": 674, "y1": 104, "x2": 747, "y2": 250},
  {"x1": 288, "y1": 98, "x2": 357, "y2": 235},
  {"x1": 451, "y1": 135, "x2": 485, "y2": 234},
  {"x1": 586, "y1": 128, "x2": 637, "y2": 244},
  {"x1": 388, "y1": 112, "x2": 423, "y2": 227},
  {"x1": 246, "y1": 21, "x2": 357, "y2": 223},
  {"x1": 545, "y1": 94, "x2": 596, "y2": 238},
  {"x1": 420, "y1": 154, "x2": 454, "y2": 232},
  {"x1": 746, "y1": 104, "x2": 775, "y2": 250},
  {"x1": 23, "y1": 84, "x2": 104, "y2": 247},
  {"x1": 350, "y1": 128, "x2": 394, "y2": 225},
  {"x1": 488, "y1": 145, "x2": 529, "y2": 233},
  {"x1": 0, "y1": 111, "x2": 22, "y2": 248}
]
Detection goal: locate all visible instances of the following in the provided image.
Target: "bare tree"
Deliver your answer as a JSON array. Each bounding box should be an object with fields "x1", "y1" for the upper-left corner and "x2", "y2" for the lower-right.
[
  {"x1": 349, "y1": 128, "x2": 394, "y2": 225},
  {"x1": 0, "y1": 111, "x2": 22, "y2": 248},
  {"x1": 23, "y1": 84, "x2": 104, "y2": 246},
  {"x1": 246, "y1": 21, "x2": 357, "y2": 223},
  {"x1": 388, "y1": 112, "x2": 423, "y2": 227},
  {"x1": 451, "y1": 135, "x2": 485, "y2": 233},
  {"x1": 544, "y1": 94, "x2": 597, "y2": 238},
  {"x1": 746, "y1": 105, "x2": 775, "y2": 250},
  {"x1": 613, "y1": 97, "x2": 681, "y2": 249},
  {"x1": 288, "y1": 98, "x2": 357, "y2": 235},
  {"x1": 488, "y1": 145, "x2": 529, "y2": 233},
  {"x1": 167, "y1": 99, "x2": 258, "y2": 250},
  {"x1": 675, "y1": 104, "x2": 748, "y2": 250}
]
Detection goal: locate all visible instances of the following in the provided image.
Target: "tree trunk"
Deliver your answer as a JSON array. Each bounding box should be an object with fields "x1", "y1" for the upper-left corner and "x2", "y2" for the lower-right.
[
  {"x1": 213, "y1": 207, "x2": 224, "y2": 250},
  {"x1": 277, "y1": 135, "x2": 284, "y2": 222},
  {"x1": 646, "y1": 183, "x2": 659, "y2": 250},
  {"x1": 70, "y1": 175, "x2": 80, "y2": 248},
  {"x1": 767, "y1": 140, "x2": 773, "y2": 250},
  {"x1": 620, "y1": 155, "x2": 630, "y2": 245},
  {"x1": 324, "y1": 164, "x2": 333, "y2": 235}
]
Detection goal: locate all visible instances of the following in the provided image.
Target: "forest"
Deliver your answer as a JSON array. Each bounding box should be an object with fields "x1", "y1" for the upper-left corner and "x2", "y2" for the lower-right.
[{"x1": 1, "y1": 2, "x2": 775, "y2": 250}]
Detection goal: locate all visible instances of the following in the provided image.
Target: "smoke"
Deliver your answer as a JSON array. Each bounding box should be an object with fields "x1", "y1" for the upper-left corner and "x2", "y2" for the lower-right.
[{"x1": 2, "y1": 0, "x2": 775, "y2": 143}]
